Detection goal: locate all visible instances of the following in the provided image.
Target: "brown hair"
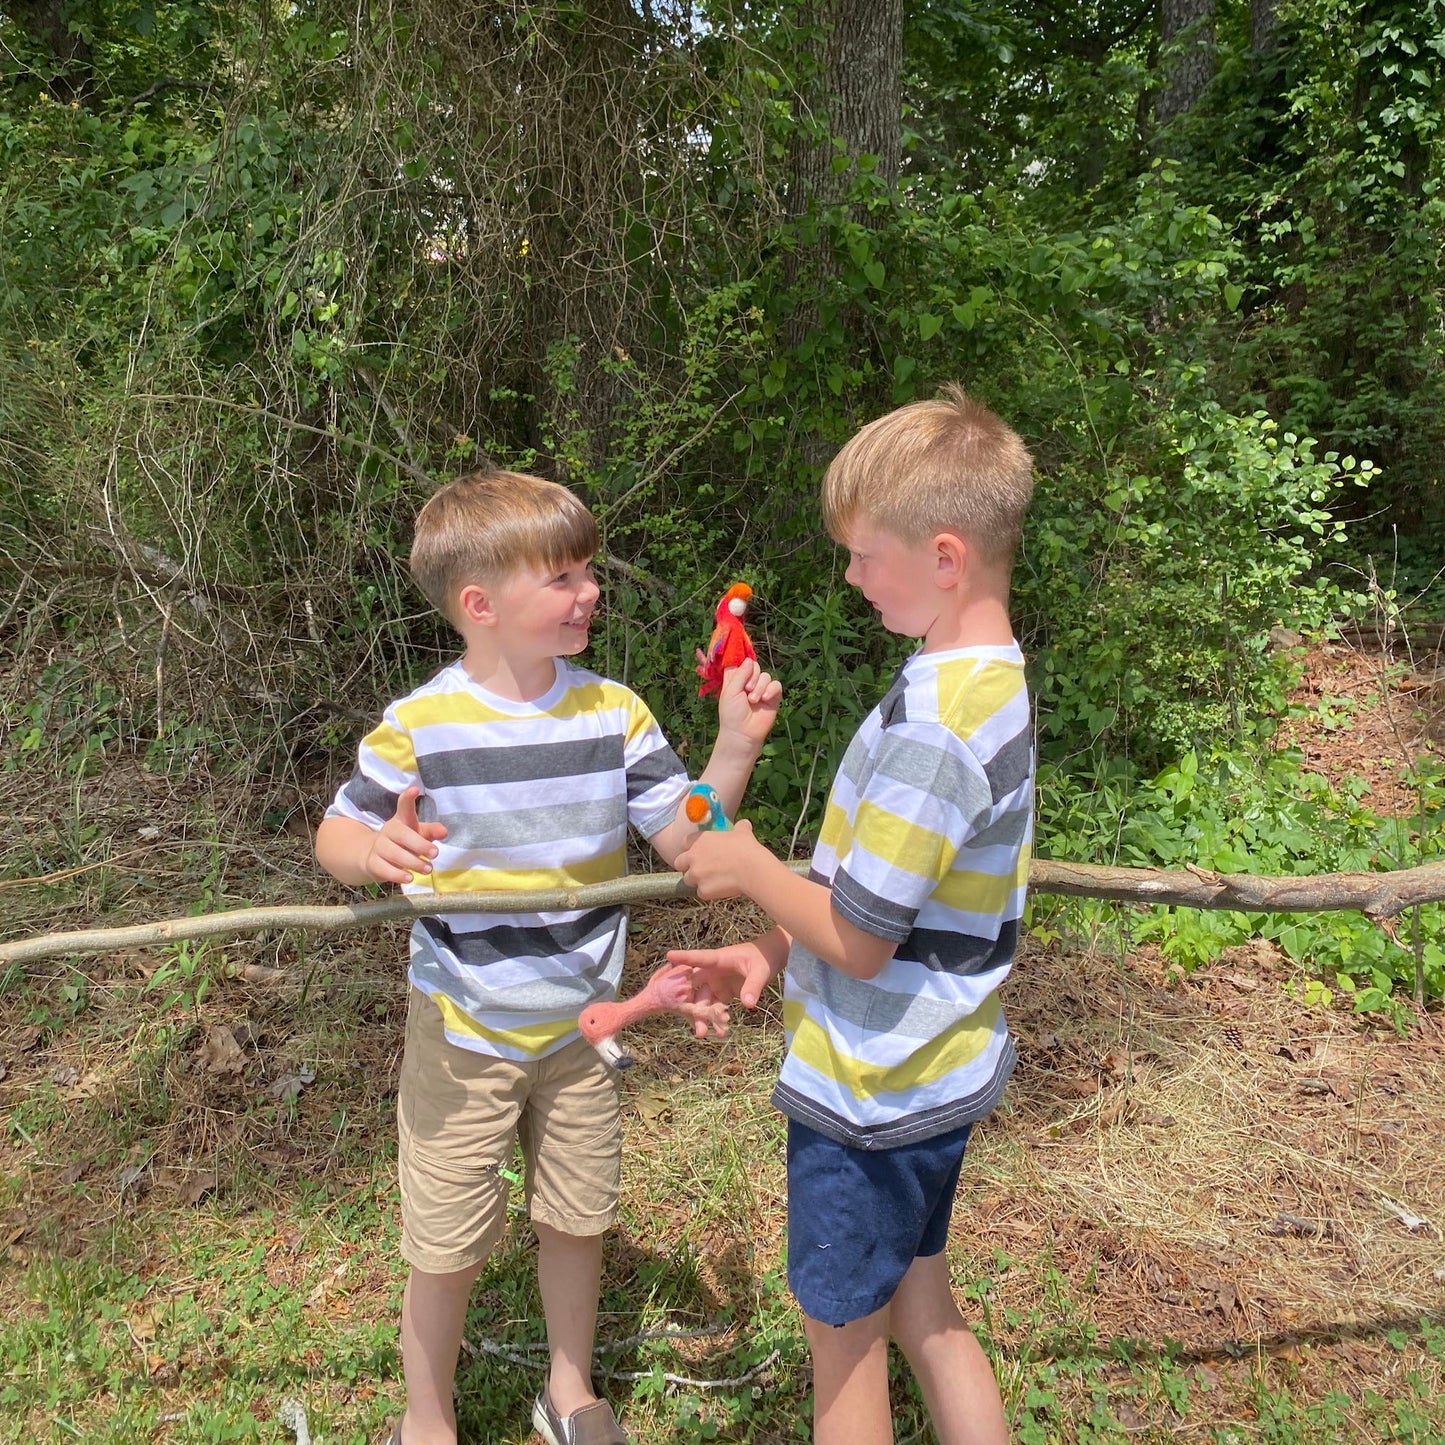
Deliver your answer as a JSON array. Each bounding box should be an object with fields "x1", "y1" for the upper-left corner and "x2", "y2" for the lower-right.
[
  {"x1": 409, "y1": 470, "x2": 599, "y2": 622},
  {"x1": 820, "y1": 384, "x2": 1034, "y2": 561}
]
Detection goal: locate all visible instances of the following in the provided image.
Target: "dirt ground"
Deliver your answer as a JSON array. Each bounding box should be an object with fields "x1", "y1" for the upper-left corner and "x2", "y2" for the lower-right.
[{"x1": 1276, "y1": 635, "x2": 1444, "y2": 815}]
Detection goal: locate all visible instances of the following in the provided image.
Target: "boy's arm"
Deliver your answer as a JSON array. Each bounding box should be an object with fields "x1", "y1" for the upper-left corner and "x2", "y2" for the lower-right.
[
  {"x1": 650, "y1": 659, "x2": 780, "y2": 864},
  {"x1": 675, "y1": 826, "x2": 895, "y2": 980},
  {"x1": 316, "y1": 786, "x2": 447, "y2": 886}
]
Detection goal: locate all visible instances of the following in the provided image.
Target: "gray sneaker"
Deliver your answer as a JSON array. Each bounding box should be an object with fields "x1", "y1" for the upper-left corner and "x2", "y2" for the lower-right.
[{"x1": 531, "y1": 1391, "x2": 629, "y2": 1445}]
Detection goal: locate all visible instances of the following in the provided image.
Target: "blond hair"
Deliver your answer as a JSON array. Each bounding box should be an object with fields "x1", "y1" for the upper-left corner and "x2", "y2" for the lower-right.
[
  {"x1": 410, "y1": 470, "x2": 598, "y2": 622},
  {"x1": 820, "y1": 384, "x2": 1034, "y2": 561}
]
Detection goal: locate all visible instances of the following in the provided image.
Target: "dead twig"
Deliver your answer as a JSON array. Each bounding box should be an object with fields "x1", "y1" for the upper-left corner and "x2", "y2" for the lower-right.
[{"x1": 460, "y1": 1332, "x2": 781, "y2": 1389}]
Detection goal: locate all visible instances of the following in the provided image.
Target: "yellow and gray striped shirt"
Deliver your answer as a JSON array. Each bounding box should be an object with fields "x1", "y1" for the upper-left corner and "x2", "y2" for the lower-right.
[
  {"x1": 325, "y1": 660, "x2": 689, "y2": 1060},
  {"x1": 774, "y1": 645, "x2": 1033, "y2": 1148}
]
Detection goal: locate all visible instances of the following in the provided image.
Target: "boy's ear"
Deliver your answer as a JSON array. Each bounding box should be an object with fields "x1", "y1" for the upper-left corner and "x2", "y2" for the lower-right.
[
  {"x1": 931, "y1": 532, "x2": 968, "y2": 589},
  {"x1": 456, "y1": 582, "x2": 496, "y2": 626}
]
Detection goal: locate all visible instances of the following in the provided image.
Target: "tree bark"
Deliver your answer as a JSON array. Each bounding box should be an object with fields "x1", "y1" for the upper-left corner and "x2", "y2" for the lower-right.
[
  {"x1": 780, "y1": 0, "x2": 904, "y2": 477},
  {"x1": 1156, "y1": 0, "x2": 1216, "y2": 127},
  {"x1": 1249, "y1": 0, "x2": 1278, "y2": 53},
  {"x1": 5, "y1": 858, "x2": 1445, "y2": 966},
  {"x1": 788, "y1": 0, "x2": 904, "y2": 212}
]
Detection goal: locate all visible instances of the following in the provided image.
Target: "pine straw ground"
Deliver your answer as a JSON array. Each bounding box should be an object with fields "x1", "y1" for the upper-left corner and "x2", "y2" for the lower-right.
[{"x1": 1, "y1": 640, "x2": 1443, "y2": 1441}]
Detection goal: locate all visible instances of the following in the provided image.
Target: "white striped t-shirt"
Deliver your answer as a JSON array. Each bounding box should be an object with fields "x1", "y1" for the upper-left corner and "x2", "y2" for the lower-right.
[
  {"x1": 773, "y1": 644, "x2": 1033, "y2": 1148},
  {"x1": 325, "y1": 659, "x2": 690, "y2": 1060}
]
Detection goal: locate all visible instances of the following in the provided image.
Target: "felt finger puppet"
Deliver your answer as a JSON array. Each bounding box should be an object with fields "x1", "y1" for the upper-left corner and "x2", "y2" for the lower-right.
[
  {"x1": 578, "y1": 962, "x2": 730, "y2": 1070},
  {"x1": 683, "y1": 781, "x2": 732, "y2": 832},
  {"x1": 695, "y1": 582, "x2": 756, "y2": 698}
]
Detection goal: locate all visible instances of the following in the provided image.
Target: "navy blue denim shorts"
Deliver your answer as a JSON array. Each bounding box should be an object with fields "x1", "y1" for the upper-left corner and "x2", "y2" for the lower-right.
[{"x1": 785, "y1": 1117, "x2": 973, "y2": 1327}]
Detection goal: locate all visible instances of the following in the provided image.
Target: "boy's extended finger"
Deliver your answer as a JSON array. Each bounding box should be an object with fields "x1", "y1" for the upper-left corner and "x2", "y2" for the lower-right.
[
  {"x1": 665, "y1": 948, "x2": 717, "y2": 967},
  {"x1": 394, "y1": 785, "x2": 422, "y2": 829}
]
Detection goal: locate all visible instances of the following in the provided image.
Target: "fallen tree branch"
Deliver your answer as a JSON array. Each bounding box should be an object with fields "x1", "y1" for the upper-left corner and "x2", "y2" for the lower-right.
[
  {"x1": 0, "y1": 871, "x2": 721, "y2": 966},
  {"x1": 1032, "y1": 858, "x2": 1445, "y2": 920},
  {"x1": 3, "y1": 859, "x2": 1444, "y2": 967}
]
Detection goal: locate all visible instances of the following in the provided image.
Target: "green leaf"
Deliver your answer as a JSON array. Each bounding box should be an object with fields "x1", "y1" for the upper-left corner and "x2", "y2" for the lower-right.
[
  {"x1": 863, "y1": 260, "x2": 885, "y2": 289},
  {"x1": 917, "y1": 311, "x2": 943, "y2": 341}
]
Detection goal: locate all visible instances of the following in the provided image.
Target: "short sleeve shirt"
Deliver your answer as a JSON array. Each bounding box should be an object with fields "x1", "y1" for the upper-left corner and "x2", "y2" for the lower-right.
[
  {"x1": 773, "y1": 645, "x2": 1033, "y2": 1148},
  {"x1": 325, "y1": 660, "x2": 689, "y2": 1060}
]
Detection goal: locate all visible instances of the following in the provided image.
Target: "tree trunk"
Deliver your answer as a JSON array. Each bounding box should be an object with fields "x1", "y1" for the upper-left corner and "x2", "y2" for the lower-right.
[
  {"x1": 1156, "y1": 0, "x2": 1216, "y2": 127},
  {"x1": 1250, "y1": 0, "x2": 1278, "y2": 52},
  {"x1": 780, "y1": 0, "x2": 904, "y2": 472},
  {"x1": 787, "y1": 0, "x2": 904, "y2": 213}
]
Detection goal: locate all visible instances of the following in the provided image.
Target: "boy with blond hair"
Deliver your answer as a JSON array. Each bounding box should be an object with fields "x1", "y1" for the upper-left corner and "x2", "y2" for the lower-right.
[
  {"x1": 316, "y1": 470, "x2": 780, "y2": 1445},
  {"x1": 668, "y1": 386, "x2": 1034, "y2": 1445}
]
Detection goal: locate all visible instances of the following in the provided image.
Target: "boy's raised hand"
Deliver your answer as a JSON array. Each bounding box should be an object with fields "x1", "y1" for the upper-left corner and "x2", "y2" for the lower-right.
[
  {"x1": 716, "y1": 657, "x2": 781, "y2": 747},
  {"x1": 365, "y1": 785, "x2": 448, "y2": 884},
  {"x1": 666, "y1": 938, "x2": 778, "y2": 1011}
]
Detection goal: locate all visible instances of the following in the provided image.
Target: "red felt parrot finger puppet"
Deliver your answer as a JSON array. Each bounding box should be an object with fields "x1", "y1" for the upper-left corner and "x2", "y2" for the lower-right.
[{"x1": 695, "y1": 582, "x2": 757, "y2": 698}]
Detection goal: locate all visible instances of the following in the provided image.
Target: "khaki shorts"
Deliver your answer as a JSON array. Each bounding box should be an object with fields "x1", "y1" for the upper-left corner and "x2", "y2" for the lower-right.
[{"x1": 396, "y1": 989, "x2": 622, "y2": 1274}]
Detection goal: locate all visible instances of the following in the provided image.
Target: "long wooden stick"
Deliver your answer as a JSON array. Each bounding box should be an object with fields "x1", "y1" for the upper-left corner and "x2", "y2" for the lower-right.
[{"x1": 3, "y1": 859, "x2": 1444, "y2": 967}]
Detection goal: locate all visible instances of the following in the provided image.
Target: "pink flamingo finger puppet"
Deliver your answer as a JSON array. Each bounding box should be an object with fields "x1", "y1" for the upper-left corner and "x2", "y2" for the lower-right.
[
  {"x1": 682, "y1": 781, "x2": 732, "y2": 832},
  {"x1": 695, "y1": 582, "x2": 756, "y2": 698},
  {"x1": 578, "y1": 962, "x2": 730, "y2": 1070}
]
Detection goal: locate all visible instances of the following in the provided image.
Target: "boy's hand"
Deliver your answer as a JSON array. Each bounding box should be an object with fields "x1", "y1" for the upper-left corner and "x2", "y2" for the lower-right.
[
  {"x1": 679, "y1": 992, "x2": 733, "y2": 1041},
  {"x1": 666, "y1": 938, "x2": 778, "y2": 1011},
  {"x1": 365, "y1": 786, "x2": 448, "y2": 884},
  {"x1": 675, "y1": 820, "x2": 766, "y2": 900},
  {"x1": 716, "y1": 658, "x2": 781, "y2": 747}
]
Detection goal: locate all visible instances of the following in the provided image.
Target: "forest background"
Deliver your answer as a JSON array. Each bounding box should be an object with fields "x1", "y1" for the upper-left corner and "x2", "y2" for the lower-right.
[
  {"x1": 3, "y1": 0, "x2": 1442, "y2": 1006},
  {"x1": 1, "y1": 2, "x2": 1444, "y2": 1441}
]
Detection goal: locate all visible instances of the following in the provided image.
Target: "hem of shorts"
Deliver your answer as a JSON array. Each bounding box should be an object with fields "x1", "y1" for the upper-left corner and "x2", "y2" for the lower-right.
[
  {"x1": 790, "y1": 1275, "x2": 899, "y2": 1328},
  {"x1": 401, "y1": 1234, "x2": 504, "y2": 1275},
  {"x1": 773, "y1": 1036, "x2": 1017, "y2": 1149},
  {"x1": 529, "y1": 1204, "x2": 617, "y2": 1237}
]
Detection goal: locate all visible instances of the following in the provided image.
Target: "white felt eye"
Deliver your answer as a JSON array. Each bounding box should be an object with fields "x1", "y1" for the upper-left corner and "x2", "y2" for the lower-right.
[{"x1": 728, "y1": 598, "x2": 747, "y2": 617}]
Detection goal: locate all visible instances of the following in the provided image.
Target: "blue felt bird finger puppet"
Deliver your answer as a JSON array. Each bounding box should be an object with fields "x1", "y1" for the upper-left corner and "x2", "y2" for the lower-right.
[
  {"x1": 695, "y1": 582, "x2": 756, "y2": 698},
  {"x1": 682, "y1": 781, "x2": 732, "y2": 831}
]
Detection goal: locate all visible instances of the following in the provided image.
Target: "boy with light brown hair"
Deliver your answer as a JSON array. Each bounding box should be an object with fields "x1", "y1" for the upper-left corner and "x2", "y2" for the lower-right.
[
  {"x1": 316, "y1": 470, "x2": 780, "y2": 1445},
  {"x1": 668, "y1": 386, "x2": 1034, "y2": 1445}
]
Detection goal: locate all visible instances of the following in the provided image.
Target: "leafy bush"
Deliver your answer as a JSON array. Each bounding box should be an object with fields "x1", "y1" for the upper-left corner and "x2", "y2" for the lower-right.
[{"x1": 1035, "y1": 742, "x2": 1445, "y2": 1012}]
